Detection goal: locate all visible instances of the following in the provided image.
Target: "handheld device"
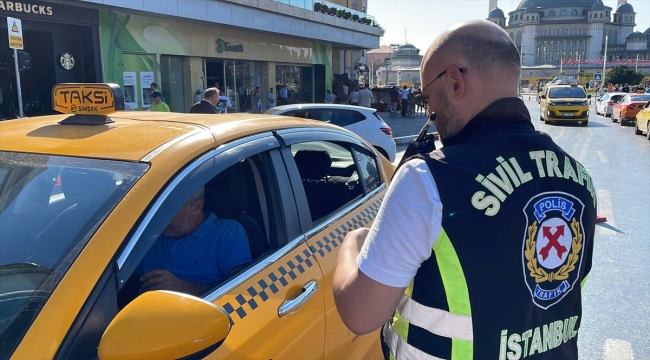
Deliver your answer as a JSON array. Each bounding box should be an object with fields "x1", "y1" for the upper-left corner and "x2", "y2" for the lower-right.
[{"x1": 398, "y1": 112, "x2": 438, "y2": 167}]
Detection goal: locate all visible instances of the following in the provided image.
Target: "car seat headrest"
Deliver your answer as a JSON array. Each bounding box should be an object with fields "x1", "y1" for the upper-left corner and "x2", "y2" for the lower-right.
[
  {"x1": 205, "y1": 162, "x2": 248, "y2": 218},
  {"x1": 294, "y1": 150, "x2": 332, "y2": 180}
]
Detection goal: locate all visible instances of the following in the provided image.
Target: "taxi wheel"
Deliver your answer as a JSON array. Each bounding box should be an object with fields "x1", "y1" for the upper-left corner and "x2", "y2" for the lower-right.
[
  {"x1": 581, "y1": 120, "x2": 588, "y2": 126},
  {"x1": 611, "y1": 112, "x2": 617, "y2": 122},
  {"x1": 646, "y1": 122, "x2": 650, "y2": 140},
  {"x1": 635, "y1": 122, "x2": 642, "y2": 135},
  {"x1": 619, "y1": 118, "x2": 625, "y2": 126}
]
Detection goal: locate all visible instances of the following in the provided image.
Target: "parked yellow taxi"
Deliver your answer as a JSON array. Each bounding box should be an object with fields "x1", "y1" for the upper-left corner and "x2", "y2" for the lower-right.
[
  {"x1": 539, "y1": 83, "x2": 591, "y2": 125},
  {"x1": 635, "y1": 100, "x2": 650, "y2": 139},
  {"x1": 0, "y1": 84, "x2": 393, "y2": 360}
]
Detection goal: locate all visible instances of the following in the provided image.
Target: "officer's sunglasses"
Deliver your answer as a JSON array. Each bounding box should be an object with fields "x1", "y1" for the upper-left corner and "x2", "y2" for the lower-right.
[{"x1": 422, "y1": 67, "x2": 468, "y2": 93}]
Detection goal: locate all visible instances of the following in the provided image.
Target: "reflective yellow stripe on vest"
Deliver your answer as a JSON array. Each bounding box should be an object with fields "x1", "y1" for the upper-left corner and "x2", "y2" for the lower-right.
[{"x1": 385, "y1": 228, "x2": 474, "y2": 359}]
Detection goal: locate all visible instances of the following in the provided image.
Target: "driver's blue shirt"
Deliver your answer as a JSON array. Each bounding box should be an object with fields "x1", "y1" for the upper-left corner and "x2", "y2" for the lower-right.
[{"x1": 140, "y1": 213, "x2": 251, "y2": 284}]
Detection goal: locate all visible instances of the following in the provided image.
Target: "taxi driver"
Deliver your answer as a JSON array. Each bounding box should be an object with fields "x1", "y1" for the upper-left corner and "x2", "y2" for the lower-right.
[{"x1": 138, "y1": 187, "x2": 252, "y2": 296}]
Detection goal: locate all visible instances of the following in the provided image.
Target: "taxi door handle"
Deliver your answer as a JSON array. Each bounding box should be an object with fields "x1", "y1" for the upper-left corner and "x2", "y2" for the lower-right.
[{"x1": 278, "y1": 281, "x2": 319, "y2": 317}]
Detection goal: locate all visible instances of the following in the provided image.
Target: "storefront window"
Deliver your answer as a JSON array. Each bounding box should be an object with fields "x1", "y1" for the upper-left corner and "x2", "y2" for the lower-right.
[
  {"x1": 161, "y1": 55, "x2": 186, "y2": 112},
  {"x1": 234, "y1": 61, "x2": 263, "y2": 113},
  {"x1": 205, "y1": 59, "x2": 263, "y2": 113},
  {"x1": 276, "y1": 65, "x2": 313, "y2": 104}
]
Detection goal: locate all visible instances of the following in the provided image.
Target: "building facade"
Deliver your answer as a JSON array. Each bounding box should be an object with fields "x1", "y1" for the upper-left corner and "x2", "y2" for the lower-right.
[
  {"x1": 0, "y1": 0, "x2": 381, "y2": 117},
  {"x1": 487, "y1": 0, "x2": 650, "y2": 66},
  {"x1": 0, "y1": 0, "x2": 102, "y2": 118}
]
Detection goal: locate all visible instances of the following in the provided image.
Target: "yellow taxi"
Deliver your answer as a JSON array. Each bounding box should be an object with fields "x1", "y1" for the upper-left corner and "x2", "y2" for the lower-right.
[
  {"x1": 0, "y1": 84, "x2": 393, "y2": 360},
  {"x1": 635, "y1": 100, "x2": 650, "y2": 139},
  {"x1": 539, "y1": 83, "x2": 591, "y2": 126}
]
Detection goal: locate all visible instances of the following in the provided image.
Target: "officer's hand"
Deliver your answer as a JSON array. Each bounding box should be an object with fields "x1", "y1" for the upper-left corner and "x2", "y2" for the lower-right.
[{"x1": 346, "y1": 228, "x2": 370, "y2": 251}]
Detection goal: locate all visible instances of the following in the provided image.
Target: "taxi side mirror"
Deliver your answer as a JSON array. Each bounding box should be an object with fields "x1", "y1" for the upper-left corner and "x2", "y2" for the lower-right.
[
  {"x1": 98, "y1": 291, "x2": 231, "y2": 360},
  {"x1": 587, "y1": 95, "x2": 592, "y2": 99},
  {"x1": 541, "y1": 95, "x2": 546, "y2": 99}
]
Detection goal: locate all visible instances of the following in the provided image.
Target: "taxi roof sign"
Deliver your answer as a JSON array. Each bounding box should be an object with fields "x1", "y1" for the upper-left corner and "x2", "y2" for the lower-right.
[{"x1": 53, "y1": 83, "x2": 125, "y2": 116}]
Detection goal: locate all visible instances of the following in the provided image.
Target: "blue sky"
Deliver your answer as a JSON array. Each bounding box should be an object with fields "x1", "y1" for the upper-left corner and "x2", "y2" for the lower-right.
[{"x1": 368, "y1": 0, "x2": 650, "y2": 52}]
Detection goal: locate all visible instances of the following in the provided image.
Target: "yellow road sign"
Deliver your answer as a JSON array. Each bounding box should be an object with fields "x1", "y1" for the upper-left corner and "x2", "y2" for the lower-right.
[{"x1": 7, "y1": 17, "x2": 23, "y2": 50}]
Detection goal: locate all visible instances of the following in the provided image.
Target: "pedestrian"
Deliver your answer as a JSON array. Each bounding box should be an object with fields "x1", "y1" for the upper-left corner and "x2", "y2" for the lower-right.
[
  {"x1": 350, "y1": 88, "x2": 359, "y2": 106},
  {"x1": 267, "y1": 88, "x2": 276, "y2": 109},
  {"x1": 239, "y1": 85, "x2": 248, "y2": 112},
  {"x1": 194, "y1": 90, "x2": 202, "y2": 104},
  {"x1": 149, "y1": 91, "x2": 170, "y2": 112},
  {"x1": 358, "y1": 85, "x2": 373, "y2": 108},
  {"x1": 325, "y1": 90, "x2": 334, "y2": 103},
  {"x1": 400, "y1": 85, "x2": 409, "y2": 116},
  {"x1": 333, "y1": 19, "x2": 596, "y2": 359},
  {"x1": 250, "y1": 87, "x2": 263, "y2": 113},
  {"x1": 279, "y1": 85, "x2": 288, "y2": 105},
  {"x1": 389, "y1": 86, "x2": 399, "y2": 115},
  {"x1": 598, "y1": 85, "x2": 605, "y2": 99},
  {"x1": 408, "y1": 90, "x2": 416, "y2": 116},
  {"x1": 217, "y1": 90, "x2": 233, "y2": 114},
  {"x1": 622, "y1": 83, "x2": 630, "y2": 93},
  {"x1": 189, "y1": 87, "x2": 218, "y2": 114},
  {"x1": 150, "y1": 82, "x2": 164, "y2": 102}
]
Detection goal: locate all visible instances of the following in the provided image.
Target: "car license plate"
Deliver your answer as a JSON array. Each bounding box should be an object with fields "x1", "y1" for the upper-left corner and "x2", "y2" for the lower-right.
[{"x1": 562, "y1": 113, "x2": 573, "y2": 117}]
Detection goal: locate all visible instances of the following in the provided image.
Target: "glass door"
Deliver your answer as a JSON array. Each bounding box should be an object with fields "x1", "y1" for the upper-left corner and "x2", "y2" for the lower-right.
[
  {"x1": 224, "y1": 60, "x2": 237, "y2": 112},
  {"x1": 160, "y1": 55, "x2": 186, "y2": 112},
  {"x1": 235, "y1": 61, "x2": 264, "y2": 113}
]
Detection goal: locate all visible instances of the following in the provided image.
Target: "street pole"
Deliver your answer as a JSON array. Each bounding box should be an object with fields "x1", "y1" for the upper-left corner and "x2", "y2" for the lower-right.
[
  {"x1": 13, "y1": 49, "x2": 23, "y2": 118},
  {"x1": 577, "y1": 54, "x2": 581, "y2": 79},
  {"x1": 602, "y1": 35, "x2": 608, "y2": 85},
  {"x1": 385, "y1": 67, "x2": 388, "y2": 87},
  {"x1": 635, "y1": 54, "x2": 639, "y2": 72}
]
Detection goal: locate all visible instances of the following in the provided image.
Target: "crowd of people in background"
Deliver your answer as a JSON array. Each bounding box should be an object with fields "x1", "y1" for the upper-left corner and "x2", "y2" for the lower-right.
[{"x1": 144, "y1": 80, "x2": 430, "y2": 115}]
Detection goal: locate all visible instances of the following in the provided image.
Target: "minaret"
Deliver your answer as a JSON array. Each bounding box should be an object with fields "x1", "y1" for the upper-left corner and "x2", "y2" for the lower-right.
[{"x1": 489, "y1": 0, "x2": 498, "y2": 12}]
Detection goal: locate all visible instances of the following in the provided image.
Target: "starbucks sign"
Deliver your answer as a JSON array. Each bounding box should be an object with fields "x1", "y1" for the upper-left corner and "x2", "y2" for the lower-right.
[{"x1": 60, "y1": 52, "x2": 74, "y2": 70}]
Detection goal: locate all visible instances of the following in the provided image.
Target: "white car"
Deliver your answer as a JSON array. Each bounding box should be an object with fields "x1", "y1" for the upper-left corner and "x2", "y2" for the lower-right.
[
  {"x1": 595, "y1": 92, "x2": 625, "y2": 117},
  {"x1": 265, "y1": 104, "x2": 397, "y2": 162}
]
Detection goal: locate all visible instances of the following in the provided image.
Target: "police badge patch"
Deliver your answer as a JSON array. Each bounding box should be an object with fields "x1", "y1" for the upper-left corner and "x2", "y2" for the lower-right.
[{"x1": 522, "y1": 192, "x2": 586, "y2": 309}]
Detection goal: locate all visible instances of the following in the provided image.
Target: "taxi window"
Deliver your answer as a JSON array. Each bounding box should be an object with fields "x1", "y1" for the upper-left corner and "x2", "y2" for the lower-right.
[
  {"x1": 291, "y1": 141, "x2": 364, "y2": 225},
  {"x1": 353, "y1": 147, "x2": 381, "y2": 193},
  {"x1": 0, "y1": 152, "x2": 147, "y2": 356},
  {"x1": 548, "y1": 87, "x2": 586, "y2": 99}
]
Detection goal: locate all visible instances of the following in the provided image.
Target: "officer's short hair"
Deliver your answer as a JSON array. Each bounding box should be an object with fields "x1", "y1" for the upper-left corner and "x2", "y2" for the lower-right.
[
  {"x1": 424, "y1": 32, "x2": 520, "y2": 77},
  {"x1": 204, "y1": 87, "x2": 218, "y2": 99}
]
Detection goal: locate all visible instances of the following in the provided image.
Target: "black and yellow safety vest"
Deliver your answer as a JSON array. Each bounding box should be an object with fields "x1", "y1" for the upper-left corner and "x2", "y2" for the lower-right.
[{"x1": 382, "y1": 98, "x2": 596, "y2": 360}]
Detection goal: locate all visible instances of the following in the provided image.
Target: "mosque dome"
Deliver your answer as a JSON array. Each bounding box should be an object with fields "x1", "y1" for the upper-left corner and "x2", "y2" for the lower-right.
[
  {"x1": 489, "y1": 7, "x2": 505, "y2": 18},
  {"x1": 591, "y1": 1, "x2": 605, "y2": 11},
  {"x1": 615, "y1": 2, "x2": 634, "y2": 13},
  {"x1": 516, "y1": 0, "x2": 598, "y2": 9}
]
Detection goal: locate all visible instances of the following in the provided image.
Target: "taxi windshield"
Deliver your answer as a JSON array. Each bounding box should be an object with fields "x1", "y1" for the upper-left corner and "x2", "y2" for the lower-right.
[
  {"x1": 0, "y1": 152, "x2": 147, "y2": 356},
  {"x1": 548, "y1": 87, "x2": 587, "y2": 99}
]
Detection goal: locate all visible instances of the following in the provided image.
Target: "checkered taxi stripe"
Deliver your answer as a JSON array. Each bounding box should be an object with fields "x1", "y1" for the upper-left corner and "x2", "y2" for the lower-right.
[{"x1": 220, "y1": 196, "x2": 383, "y2": 322}]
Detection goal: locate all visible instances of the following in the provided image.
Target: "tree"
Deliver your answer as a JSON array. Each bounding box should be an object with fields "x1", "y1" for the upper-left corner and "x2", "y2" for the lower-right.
[
  {"x1": 577, "y1": 71, "x2": 594, "y2": 87},
  {"x1": 605, "y1": 65, "x2": 644, "y2": 85}
]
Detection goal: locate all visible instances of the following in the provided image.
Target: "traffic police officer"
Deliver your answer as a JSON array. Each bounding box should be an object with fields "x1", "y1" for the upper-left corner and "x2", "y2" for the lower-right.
[{"x1": 332, "y1": 20, "x2": 596, "y2": 359}]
